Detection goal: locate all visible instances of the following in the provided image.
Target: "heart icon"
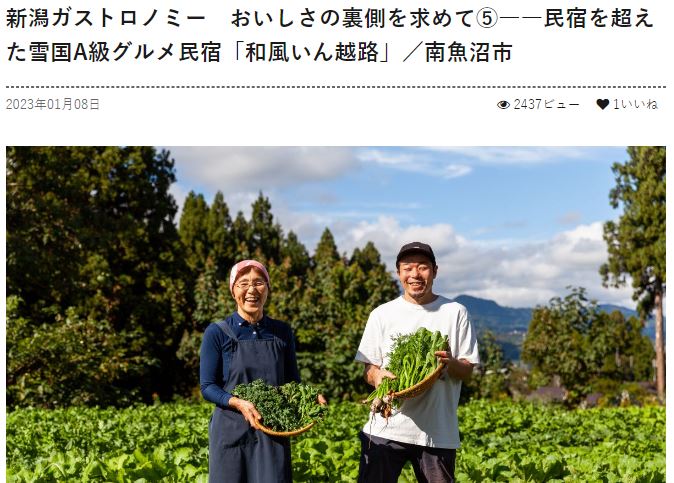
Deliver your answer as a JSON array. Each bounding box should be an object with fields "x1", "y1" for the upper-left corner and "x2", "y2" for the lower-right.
[{"x1": 596, "y1": 99, "x2": 609, "y2": 110}]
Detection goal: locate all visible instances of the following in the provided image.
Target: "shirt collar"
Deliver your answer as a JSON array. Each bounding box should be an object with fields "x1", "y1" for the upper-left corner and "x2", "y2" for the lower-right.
[{"x1": 233, "y1": 312, "x2": 267, "y2": 328}]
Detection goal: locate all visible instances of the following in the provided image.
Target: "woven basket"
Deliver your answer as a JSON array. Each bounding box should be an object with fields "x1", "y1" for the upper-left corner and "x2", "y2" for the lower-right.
[
  {"x1": 257, "y1": 421, "x2": 315, "y2": 437},
  {"x1": 392, "y1": 363, "x2": 445, "y2": 400}
]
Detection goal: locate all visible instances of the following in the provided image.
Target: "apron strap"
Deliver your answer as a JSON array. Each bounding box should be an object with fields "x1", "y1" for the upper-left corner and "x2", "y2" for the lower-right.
[{"x1": 215, "y1": 320, "x2": 239, "y2": 341}]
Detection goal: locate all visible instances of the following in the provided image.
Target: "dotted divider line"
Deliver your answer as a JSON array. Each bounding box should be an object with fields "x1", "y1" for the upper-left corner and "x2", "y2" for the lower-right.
[{"x1": 4, "y1": 85, "x2": 668, "y2": 89}]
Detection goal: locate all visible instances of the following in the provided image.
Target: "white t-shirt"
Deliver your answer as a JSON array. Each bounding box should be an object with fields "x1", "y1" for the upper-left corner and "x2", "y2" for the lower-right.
[{"x1": 355, "y1": 295, "x2": 480, "y2": 449}]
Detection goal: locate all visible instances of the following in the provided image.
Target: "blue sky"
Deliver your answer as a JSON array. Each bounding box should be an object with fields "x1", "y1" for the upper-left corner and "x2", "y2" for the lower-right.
[
  {"x1": 287, "y1": 147, "x2": 621, "y2": 241},
  {"x1": 164, "y1": 146, "x2": 639, "y2": 309}
]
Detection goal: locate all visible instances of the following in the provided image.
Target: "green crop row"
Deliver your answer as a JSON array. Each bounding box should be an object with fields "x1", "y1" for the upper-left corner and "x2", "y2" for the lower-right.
[{"x1": 7, "y1": 400, "x2": 664, "y2": 482}]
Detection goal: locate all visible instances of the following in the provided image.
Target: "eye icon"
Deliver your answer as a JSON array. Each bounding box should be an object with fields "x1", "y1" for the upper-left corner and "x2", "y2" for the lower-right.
[{"x1": 497, "y1": 100, "x2": 510, "y2": 109}]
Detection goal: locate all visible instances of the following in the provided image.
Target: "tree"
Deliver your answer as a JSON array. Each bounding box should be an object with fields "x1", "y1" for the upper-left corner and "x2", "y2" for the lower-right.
[
  {"x1": 205, "y1": 191, "x2": 235, "y2": 279},
  {"x1": 248, "y1": 193, "x2": 283, "y2": 263},
  {"x1": 177, "y1": 257, "x2": 235, "y2": 385},
  {"x1": 313, "y1": 228, "x2": 340, "y2": 267},
  {"x1": 265, "y1": 257, "x2": 307, "y2": 324},
  {"x1": 6, "y1": 296, "x2": 157, "y2": 407},
  {"x1": 177, "y1": 189, "x2": 237, "y2": 293},
  {"x1": 281, "y1": 231, "x2": 311, "y2": 276},
  {"x1": 523, "y1": 289, "x2": 592, "y2": 398},
  {"x1": 588, "y1": 310, "x2": 654, "y2": 384},
  {"x1": 6, "y1": 146, "x2": 189, "y2": 406},
  {"x1": 522, "y1": 288, "x2": 654, "y2": 404},
  {"x1": 179, "y1": 191, "x2": 210, "y2": 272},
  {"x1": 295, "y1": 236, "x2": 398, "y2": 399},
  {"x1": 350, "y1": 241, "x2": 383, "y2": 273},
  {"x1": 462, "y1": 330, "x2": 508, "y2": 400},
  {"x1": 600, "y1": 146, "x2": 666, "y2": 400},
  {"x1": 231, "y1": 211, "x2": 251, "y2": 260}
]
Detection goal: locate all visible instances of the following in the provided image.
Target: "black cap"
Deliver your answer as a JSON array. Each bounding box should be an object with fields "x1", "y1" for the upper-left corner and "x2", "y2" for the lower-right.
[{"x1": 396, "y1": 242, "x2": 436, "y2": 267}]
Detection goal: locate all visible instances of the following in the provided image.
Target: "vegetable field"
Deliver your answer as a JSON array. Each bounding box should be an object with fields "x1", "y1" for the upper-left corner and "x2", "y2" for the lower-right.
[{"x1": 6, "y1": 400, "x2": 664, "y2": 482}]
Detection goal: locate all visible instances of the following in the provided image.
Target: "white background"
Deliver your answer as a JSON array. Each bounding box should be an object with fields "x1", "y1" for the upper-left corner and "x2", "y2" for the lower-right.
[
  {"x1": 1, "y1": 0, "x2": 672, "y2": 479},
  {"x1": 1, "y1": 0, "x2": 671, "y2": 144}
]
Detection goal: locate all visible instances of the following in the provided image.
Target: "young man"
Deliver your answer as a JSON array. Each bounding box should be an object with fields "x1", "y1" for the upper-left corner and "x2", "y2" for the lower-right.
[{"x1": 355, "y1": 242, "x2": 480, "y2": 483}]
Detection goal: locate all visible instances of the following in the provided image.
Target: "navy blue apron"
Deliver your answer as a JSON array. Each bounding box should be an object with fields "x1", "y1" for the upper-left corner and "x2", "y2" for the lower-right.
[{"x1": 208, "y1": 320, "x2": 292, "y2": 483}]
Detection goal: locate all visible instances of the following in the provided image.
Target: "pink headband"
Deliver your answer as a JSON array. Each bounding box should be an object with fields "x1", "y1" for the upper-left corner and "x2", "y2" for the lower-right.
[{"x1": 229, "y1": 260, "x2": 270, "y2": 292}]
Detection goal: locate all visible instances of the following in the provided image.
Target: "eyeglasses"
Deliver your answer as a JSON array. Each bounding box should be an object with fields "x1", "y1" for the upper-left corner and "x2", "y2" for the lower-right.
[{"x1": 235, "y1": 280, "x2": 267, "y2": 291}]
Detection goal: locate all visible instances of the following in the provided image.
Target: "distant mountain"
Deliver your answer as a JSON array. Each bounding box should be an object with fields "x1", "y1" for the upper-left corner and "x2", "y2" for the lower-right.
[
  {"x1": 452, "y1": 294, "x2": 662, "y2": 361},
  {"x1": 598, "y1": 304, "x2": 638, "y2": 318},
  {"x1": 454, "y1": 294, "x2": 531, "y2": 333},
  {"x1": 452, "y1": 295, "x2": 531, "y2": 361}
]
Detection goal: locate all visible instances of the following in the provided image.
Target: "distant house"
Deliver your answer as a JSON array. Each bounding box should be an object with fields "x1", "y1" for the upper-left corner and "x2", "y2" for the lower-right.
[{"x1": 525, "y1": 386, "x2": 567, "y2": 404}]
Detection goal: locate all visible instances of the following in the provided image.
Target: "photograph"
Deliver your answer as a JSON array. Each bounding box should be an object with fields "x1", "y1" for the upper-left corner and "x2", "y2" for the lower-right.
[{"x1": 5, "y1": 146, "x2": 665, "y2": 482}]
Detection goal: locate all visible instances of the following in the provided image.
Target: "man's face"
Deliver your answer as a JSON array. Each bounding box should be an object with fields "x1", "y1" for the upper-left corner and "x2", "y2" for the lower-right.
[{"x1": 397, "y1": 254, "x2": 437, "y2": 301}]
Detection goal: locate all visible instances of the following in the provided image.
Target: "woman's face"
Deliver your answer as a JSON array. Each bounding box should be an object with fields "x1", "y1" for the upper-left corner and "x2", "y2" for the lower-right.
[{"x1": 232, "y1": 267, "x2": 269, "y2": 319}]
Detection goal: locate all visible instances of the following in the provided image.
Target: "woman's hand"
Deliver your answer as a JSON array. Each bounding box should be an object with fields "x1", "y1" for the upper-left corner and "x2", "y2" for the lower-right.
[
  {"x1": 317, "y1": 394, "x2": 328, "y2": 406},
  {"x1": 229, "y1": 396, "x2": 262, "y2": 429}
]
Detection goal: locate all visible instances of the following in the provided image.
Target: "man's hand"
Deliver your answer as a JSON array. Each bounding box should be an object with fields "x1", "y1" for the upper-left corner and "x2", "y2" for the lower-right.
[
  {"x1": 363, "y1": 363, "x2": 396, "y2": 388},
  {"x1": 435, "y1": 348, "x2": 474, "y2": 382},
  {"x1": 434, "y1": 346, "x2": 455, "y2": 366},
  {"x1": 229, "y1": 396, "x2": 262, "y2": 429}
]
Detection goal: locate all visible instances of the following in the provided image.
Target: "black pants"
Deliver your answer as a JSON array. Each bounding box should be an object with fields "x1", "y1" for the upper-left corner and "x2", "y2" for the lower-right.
[{"x1": 357, "y1": 431, "x2": 456, "y2": 483}]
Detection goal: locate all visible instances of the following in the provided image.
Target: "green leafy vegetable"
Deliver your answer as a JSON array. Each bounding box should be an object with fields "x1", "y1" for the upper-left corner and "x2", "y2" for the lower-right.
[
  {"x1": 232, "y1": 379, "x2": 327, "y2": 431},
  {"x1": 365, "y1": 328, "x2": 448, "y2": 415}
]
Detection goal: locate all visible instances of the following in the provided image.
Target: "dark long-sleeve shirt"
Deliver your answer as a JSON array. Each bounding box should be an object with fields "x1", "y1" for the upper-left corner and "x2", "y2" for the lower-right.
[{"x1": 199, "y1": 312, "x2": 300, "y2": 409}]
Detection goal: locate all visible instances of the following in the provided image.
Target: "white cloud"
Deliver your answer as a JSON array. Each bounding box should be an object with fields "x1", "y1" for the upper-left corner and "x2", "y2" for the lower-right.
[
  {"x1": 165, "y1": 147, "x2": 357, "y2": 192},
  {"x1": 357, "y1": 149, "x2": 415, "y2": 166},
  {"x1": 355, "y1": 146, "x2": 613, "y2": 180},
  {"x1": 358, "y1": 148, "x2": 472, "y2": 179},
  {"x1": 330, "y1": 217, "x2": 635, "y2": 309},
  {"x1": 426, "y1": 147, "x2": 593, "y2": 164},
  {"x1": 441, "y1": 164, "x2": 472, "y2": 179}
]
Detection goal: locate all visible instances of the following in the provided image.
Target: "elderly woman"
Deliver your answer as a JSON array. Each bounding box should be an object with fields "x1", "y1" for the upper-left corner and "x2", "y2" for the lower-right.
[{"x1": 200, "y1": 260, "x2": 299, "y2": 483}]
